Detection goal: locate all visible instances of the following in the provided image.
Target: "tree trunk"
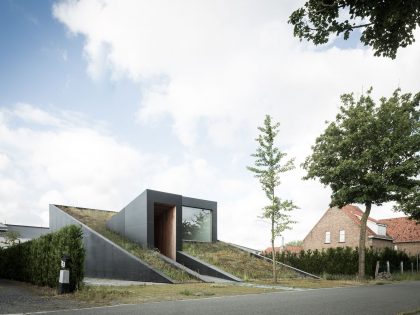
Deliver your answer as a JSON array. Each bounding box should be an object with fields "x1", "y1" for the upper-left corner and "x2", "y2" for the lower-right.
[
  {"x1": 358, "y1": 201, "x2": 372, "y2": 279},
  {"x1": 271, "y1": 213, "x2": 277, "y2": 283}
]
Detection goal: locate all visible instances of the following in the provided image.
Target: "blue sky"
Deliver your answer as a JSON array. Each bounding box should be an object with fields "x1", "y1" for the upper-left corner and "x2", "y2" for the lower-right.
[
  {"x1": 0, "y1": 0, "x2": 418, "y2": 249},
  {"x1": 0, "y1": 0, "x2": 179, "y2": 155}
]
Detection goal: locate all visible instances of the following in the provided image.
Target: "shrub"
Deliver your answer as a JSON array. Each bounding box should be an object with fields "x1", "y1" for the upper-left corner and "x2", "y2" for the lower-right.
[
  {"x1": 274, "y1": 247, "x2": 414, "y2": 278},
  {"x1": 0, "y1": 225, "x2": 85, "y2": 290}
]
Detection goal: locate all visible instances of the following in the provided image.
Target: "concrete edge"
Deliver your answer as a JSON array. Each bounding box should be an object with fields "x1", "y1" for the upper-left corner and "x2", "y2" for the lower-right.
[
  {"x1": 225, "y1": 241, "x2": 320, "y2": 279},
  {"x1": 50, "y1": 205, "x2": 175, "y2": 284},
  {"x1": 177, "y1": 251, "x2": 243, "y2": 282},
  {"x1": 154, "y1": 252, "x2": 211, "y2": 283}
]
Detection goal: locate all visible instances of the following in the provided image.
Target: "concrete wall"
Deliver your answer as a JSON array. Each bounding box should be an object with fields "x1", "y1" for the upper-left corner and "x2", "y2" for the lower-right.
[
  {"x1": 4, "y1": 224, "x2": 50, "y2": 242},
  {"x1": 177, "y1": 251, "x2": 241, "y2": 282},
  {"x1": 303, "y1": 207, "x2": 367, "y2": 251},
  {"x1": 106, "y1": 208, "x2": 125, "y2": 236},
  {"x1": 49, "y1": 205, "x2": 173, "y2": 283},
  {"x1": 124, "y1": 191, "x2": 148, "y2": 246}
]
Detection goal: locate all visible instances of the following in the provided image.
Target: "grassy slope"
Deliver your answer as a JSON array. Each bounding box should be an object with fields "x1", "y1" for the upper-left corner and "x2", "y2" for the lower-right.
[
  {"x1": 182, "y1": 241, "x2": 301, "y2": 281},
  {"x1": 57, "y1": 205, "x2": 196, "y2": 283}
]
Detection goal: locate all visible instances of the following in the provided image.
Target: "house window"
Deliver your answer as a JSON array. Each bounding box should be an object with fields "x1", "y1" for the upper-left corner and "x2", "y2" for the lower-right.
[
  {"x1": 182, "y1": 206, "x2": 212, "y2": 242},
  {"x1": 325, "y1": 231, "x2": 331, "y2": 244},
  {"x1": 339, "y1": 230, "x2": 345, "y2": 243}
]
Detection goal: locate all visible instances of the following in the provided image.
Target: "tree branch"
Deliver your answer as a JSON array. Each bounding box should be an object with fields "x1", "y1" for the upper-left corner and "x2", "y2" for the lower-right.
[{"x1": 308, "y1": 22, "x2": 373, "y2": 32}]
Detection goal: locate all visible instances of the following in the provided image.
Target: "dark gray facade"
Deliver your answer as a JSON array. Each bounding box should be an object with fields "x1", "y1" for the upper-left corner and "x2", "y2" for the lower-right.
[
  {"x1": 177, "y1": 251, "x2": 241, "y2": 282},
  {"x1": 47, "y1": 189, "x2": 217, "y2": 282},
  {"x1": 49, "y1": 205, "x2": 173, "y2": 283},
  {"x1": 4, "y1": 224, "x2": 50, "y2": 240},
  {"x1": 107, "y1": 189, "x2": 217, "y2": 261}
]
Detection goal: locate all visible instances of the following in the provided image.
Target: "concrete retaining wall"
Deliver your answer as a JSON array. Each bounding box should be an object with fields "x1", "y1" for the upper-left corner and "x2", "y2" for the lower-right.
[
  {"x1": 177, "y1": 251, "x2": 241, "y2": 282},
  {"x1": 49, "y1": 205, "x2": 173, "y2": 283}
]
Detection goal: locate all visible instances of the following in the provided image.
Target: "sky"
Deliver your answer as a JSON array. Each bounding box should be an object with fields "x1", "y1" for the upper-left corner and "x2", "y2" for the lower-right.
[{"x1": 0, "y1": 0, "x2": 419, "y2": 250}]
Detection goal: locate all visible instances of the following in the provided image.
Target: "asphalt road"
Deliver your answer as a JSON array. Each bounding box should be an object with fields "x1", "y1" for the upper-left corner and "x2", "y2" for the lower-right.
[
  {"x1": 0, "y1": 279, "x2": 88, "y2": 314},
  {"x1": 22, "y1": 281, "x2": 420, "y2": 315}
]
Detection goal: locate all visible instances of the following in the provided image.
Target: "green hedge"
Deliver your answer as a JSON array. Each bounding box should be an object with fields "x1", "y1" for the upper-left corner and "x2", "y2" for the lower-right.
[
  {"x1": 275, "y1": 247, "x2": 414, "y2": 277},
  {"x1": 0, "y1": 225, "x2": 85, "y2": 290}
]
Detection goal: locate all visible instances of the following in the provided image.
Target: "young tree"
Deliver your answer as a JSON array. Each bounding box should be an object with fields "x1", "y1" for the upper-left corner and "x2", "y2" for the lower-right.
[
  {"x1": 289, "y1": 0, "x2": 420, "y2": 59},
  {"x1": 303, "y1": 89, "x2": 420, "y2": 278},
  {"x1": 247, "y1": 115, "x2": 298, "y2": 283}
]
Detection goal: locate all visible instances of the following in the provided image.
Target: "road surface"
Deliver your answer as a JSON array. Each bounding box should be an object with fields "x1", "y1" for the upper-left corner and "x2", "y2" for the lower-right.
[{"x1": 11, "y1": 281, "x2": 420, "y2": 315}]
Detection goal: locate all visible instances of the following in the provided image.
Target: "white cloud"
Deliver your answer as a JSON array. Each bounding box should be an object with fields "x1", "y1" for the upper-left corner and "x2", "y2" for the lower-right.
[
  {"x1": 28, "y1": 0, "x2": 418, "y2": 248},
  {"x1": 0, "y1": 104, "x2": 154, "y2": 225}
]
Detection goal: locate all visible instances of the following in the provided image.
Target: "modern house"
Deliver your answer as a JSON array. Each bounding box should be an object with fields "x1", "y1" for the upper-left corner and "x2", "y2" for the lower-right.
[
  {"x1": 49, "y1": 189, "x2": 219, "y2": 282},
  {"x1": 378, "y1": 217, "x2": 420, "y2": 256},
  {"x1": 303, "y1": 205, "x2": 420, "y2": 256},
  {"x1": 106, "y1": 189, "x2": 217, "y2": 260},
  {"x1": 0, "y1": 223, "x2": 50, "y2": 248}
]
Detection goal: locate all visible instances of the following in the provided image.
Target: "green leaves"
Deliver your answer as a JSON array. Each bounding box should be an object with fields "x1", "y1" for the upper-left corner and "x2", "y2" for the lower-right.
[
  {"x1": 248, "y1": 114, "x2": 298, "y2": 282},
  {"x1": 289, "y1": 0, "x2": 420, "y2": 59},
  {"x1": 304, "y1": 88, "x2": 420, "y2": 219},
  {"x1": 247, "y1": 114, "x2": 298, "y2": 236},
  {"x1": 0, "y1": 225, "x2": 85, "y2": 290}
]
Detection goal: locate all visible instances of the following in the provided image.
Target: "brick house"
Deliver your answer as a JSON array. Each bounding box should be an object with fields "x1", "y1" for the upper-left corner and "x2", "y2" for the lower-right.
[
  {"x1": 378, "y1": 217, "x2": 420, "y2": 256},
  {"x1": 263, "y1": 245, "x2": 303, "y2": 255},
  {"x1": 303, "y1": 205, "x2": 420, "y2": 256}
]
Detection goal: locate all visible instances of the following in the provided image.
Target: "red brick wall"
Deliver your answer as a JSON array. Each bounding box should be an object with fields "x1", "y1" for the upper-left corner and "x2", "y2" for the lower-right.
[
  {"x1": 303, "y1": 207, "x2": 368, "y2": 251},
  {"x1": 370, "y1": 238, "x2": 393, "y2": 250},
  {"x1": 394, "y1": 242, "x2": 420, "y2": 256}
]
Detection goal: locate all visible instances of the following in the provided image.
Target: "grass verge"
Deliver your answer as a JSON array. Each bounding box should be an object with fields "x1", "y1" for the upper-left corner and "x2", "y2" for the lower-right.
[
  {"x1": 60, "y1": 283, "x2": 278, "y2": 305},
  {"x1": 182, "y1": 241, "x2": 301, "y2": 281},
  {"x1": 397, "y1": 307, "x2": 420, "y2": 315},
  {"x1": 391, "y1": 272, "x2": 420, "y2": 281},
  {"x1": 57, "y1": 205, "x2": 196, "y2": 283},
  {"x1": 253, "y1": 278, "x2": 371, "y2": 289}
]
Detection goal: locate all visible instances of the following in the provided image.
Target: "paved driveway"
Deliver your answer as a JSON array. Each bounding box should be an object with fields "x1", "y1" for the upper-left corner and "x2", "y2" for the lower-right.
[{"x1": 0, "y1": 279, "x2": 88, "y2": 314}]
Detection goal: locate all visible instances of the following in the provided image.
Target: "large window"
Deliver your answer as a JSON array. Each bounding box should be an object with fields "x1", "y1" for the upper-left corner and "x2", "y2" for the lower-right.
[{"x1": 182, "y1": 206, "x2": 212, "y2": 242}]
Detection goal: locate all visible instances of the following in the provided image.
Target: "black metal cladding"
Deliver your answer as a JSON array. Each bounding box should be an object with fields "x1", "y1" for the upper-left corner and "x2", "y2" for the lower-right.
[
  {"x1": 107, "y1": 189, "x2": 217, "y2": 261},
  {"x1": 49, "y1": 189, "x2": 217, "y2": 282}
]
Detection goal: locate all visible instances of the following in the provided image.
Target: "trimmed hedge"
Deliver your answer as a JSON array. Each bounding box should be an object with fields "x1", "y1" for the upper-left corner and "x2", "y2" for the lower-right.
[
  {"x1": 0, "y1": 225, "x2": 85, "y2": 290},
  {"x1": 275, "y1": 247, "x2": 414, "y2": 277}
]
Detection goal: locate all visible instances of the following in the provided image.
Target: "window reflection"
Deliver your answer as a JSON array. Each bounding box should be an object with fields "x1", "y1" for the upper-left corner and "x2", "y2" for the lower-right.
[{"x1": 182, "y1": 206, "x2": 212, "y2": 242}]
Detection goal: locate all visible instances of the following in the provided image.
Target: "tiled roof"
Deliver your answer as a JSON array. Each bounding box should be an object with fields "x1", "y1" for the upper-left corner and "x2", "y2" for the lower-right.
[
  {"x1": 341, "y1": 205, "x2": 377, "y2": 236},
  {"x1": 378, "y1": 217, "x2": 420, "y2": 243},
  {"x1": 263, "y1": 245, "x2": 303, "y2": 254}
]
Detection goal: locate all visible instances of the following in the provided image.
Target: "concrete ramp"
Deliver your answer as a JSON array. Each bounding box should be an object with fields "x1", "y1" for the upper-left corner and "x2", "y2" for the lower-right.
[{"x1": 177, "y1": 251, "x2": 242, "y2": 282}]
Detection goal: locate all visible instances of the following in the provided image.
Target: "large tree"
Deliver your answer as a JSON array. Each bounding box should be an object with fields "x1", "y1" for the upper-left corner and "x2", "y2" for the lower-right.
[
  {"x1": 247, "y1": 115, "x2": 298, "y2": 283},
  {"x1": 289, "y1": 0, "x2": 420, "y2": 59},
  {"x1": 303, "y1": 89, "x2": 420, "y2": 278}
]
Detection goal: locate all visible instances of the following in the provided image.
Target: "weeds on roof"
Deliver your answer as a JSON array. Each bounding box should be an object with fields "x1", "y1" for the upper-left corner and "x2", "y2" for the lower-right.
[
  {"x1": 182, "y1": 241, "x2": 301, "y2": 281},
  {"x1": 58, "y1": 206, "x2": 197, "y2": 283}
]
